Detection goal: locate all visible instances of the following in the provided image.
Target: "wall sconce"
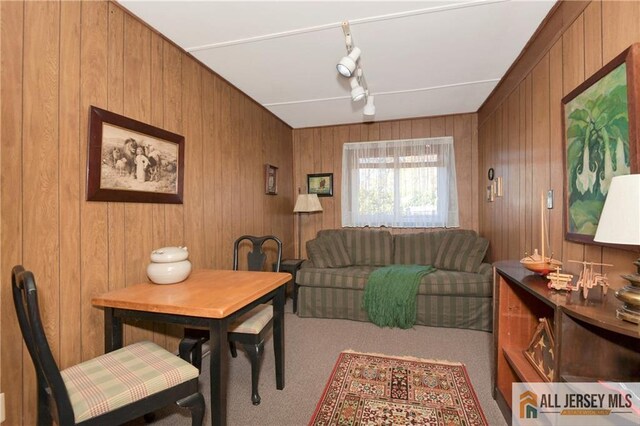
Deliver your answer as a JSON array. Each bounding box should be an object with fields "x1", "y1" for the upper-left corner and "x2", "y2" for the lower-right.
[
  {"x1": 496, "y1": 176, "x2": 503, "y2": 197},
  {"x1": 486, "y1": 184, "x2": 495, "y2": 202}
]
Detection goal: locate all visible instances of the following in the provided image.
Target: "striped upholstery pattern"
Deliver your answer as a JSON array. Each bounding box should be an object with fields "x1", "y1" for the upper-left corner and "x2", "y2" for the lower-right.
[
  {"x1": 229, "y1": 304, "x2": 273, "y2": 334},
  {"x1": 61, "y1": 341, "x2": 199, "y2": 423},
  {"x1": 340, "y1": 228, "x2": 393, "y2": 266},
  {"x1": 306, "y1": 233, "x2": 352, "y2": 268},
  {"x1": 297, "y1": 286, "x2": 492, "y2": 331},
  {"x1": 393, "y1": 232, "x2": 444, "y2": 265},
  {"x1": 434, "y1": 231, "x2": 489, "y2": 273},
  {"x1": 296, "y1": 229, "x2": 493, "y2": 332},
  {"x1": 297, "y1": 265, "x2": 492, "y2": 297}
]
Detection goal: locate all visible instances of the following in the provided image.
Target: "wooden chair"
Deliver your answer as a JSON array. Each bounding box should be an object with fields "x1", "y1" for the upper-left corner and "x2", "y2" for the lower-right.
[
  {"x1": 180, "y1": 235, "x2": 282, "y2": 405},
  {"x1": 11, "y1": 265, "x2": 205, "y2": 425}
]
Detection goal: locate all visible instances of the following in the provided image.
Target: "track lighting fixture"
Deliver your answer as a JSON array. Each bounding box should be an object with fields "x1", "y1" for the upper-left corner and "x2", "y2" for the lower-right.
[
  {"x1": 337, "y1": 47, "x2": 361, "y2": 78},
  {"x1": 363, "y1": 94, "x2": 375, "y2": 116},
  {"x1": 337, "y1": 21, "x2": 375, "y2": 119},
  {"x1": 350, "y1": 73, "x2": 365, "y2": 102}
]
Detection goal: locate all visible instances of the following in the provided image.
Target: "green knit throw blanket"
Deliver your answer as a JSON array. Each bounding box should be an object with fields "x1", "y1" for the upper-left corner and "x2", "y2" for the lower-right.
[{"x1": 363, "y1": 264, "x2": 436, "y2": 329}]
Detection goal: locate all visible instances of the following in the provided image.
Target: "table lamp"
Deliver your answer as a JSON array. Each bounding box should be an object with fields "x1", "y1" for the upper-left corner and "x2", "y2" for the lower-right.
[
  {"x1": 293, "y1": 194, "x2": 323, "y2": 259},
  {"x1": 593, "y1": 174, "x2": 640, "y2": 323}
]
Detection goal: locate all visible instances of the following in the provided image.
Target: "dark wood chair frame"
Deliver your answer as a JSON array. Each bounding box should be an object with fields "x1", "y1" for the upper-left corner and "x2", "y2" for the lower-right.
[
  {"x1": 12, "y1": 265, "x2": 205, "y2": 426},
  {"x1": 180, "y1": 235, "x2": 282, "y2": 405}
]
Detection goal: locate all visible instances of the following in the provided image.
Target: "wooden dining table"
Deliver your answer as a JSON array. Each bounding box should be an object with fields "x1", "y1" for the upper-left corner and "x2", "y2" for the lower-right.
[{"x1": 92, "y1": 269, "x2": 291, "y2": 426}]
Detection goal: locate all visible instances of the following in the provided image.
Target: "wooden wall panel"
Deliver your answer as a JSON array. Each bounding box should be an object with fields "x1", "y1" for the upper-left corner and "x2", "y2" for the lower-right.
[
  {"x1": 0, "y1": 2, "x2": 24, "y2": 424},
  {"x1": 291, "y1": 113, "x2": 480, "y2": 255},
  {"x1": 478, "y1": 0, "x2": 639, "y2": 288},
  {"x1": 549, "y1": 40, "x2": 565, "y2": 265},
  {"x1": 0, "y1": 1, "x2": 294, "y2": 422},
  {"x1": 60, "y1": 0, "x2": 83, "y2": 370}
]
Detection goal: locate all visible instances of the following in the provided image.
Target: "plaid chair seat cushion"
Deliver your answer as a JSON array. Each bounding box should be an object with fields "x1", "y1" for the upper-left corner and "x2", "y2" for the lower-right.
[
  {"x1": 61, "y1": 340, "x2": 199, "y2": 423},
  {"x1": 229, "y1": 303, "x2": 273, "y2": 334},
  {"x1": 297, "y1": 263, "x2": 492, "y2": 297}
]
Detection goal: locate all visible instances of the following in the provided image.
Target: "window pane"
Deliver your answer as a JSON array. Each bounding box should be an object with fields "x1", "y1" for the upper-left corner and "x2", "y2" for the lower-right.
[
  {"x1": 358, "y1": 168, "x2": 393, "y2": 215},
  {"x1": 342, "y1": 137, "x2": 459, "y2": 228},
  {"x1": 399, "y1": 167, "x2": 438, "y2": 217}
]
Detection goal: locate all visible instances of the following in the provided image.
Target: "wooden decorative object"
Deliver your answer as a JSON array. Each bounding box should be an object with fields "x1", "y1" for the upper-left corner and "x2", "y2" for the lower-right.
[{"x1": 523, "y1": 318, "x2": 555, "y2": 382}]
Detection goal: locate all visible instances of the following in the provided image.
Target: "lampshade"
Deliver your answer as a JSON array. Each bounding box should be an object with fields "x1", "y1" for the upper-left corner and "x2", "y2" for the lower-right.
[
  {"x1": 594, "y1": 174, "x2": 640, "y2": 245},
  {"x1": 336, "y1": 47, "x2": 361, "y2": 78},
  {"x1": 363, "y1": 95, "x2": 375, "y2": 116},
  {"x1": 293, "y1": 194, "x2": 323, "y2": 213}
]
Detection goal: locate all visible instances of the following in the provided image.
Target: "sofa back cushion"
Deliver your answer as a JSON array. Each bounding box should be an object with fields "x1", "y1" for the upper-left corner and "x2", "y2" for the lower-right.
[
  {"x1": 306, "y1": 232, "x2": 352, "y2": 268},
  {"x1": 341, "y1": 229, "x2": 393, "y2": 266},
  {"x1": 433, "y1": 231, "x2": 489, "y2": 273},
  {"x1": 393, "y1": 231, "x2": 444, "y2": 265}
]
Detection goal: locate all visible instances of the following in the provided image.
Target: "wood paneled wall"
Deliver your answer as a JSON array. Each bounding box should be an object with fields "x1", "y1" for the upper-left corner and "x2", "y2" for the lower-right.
[
  {"x1": 0, "y1": 2, "x2": 293, "y2": 424},
  {"x1": 478, "y1": 0, "x2": 640, "y2": 287},
  {"x1": 292, "y1": 114, "x2": 479, "y2": 257}
]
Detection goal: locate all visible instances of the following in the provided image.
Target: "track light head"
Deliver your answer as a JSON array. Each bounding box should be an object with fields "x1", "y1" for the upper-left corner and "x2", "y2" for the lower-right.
[
  {"x1": 349, "y1": 77, "x2": 365, "y2": 102},
  {"x1": 336, "y1": 47, "x2": 361, "y2": 78},
  {"x1": 363, "y1": 94, "x2": 375, "y2": 116}
]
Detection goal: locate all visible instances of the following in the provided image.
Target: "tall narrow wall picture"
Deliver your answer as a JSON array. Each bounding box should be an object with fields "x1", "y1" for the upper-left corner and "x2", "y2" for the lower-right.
[
  {"x1": 265, "y1": 164, "x2": 278, "y2": 195},
  {"x1": 86, "y1": 106, "x2": 185, "y2": 203},
  {"x1": 562, "y1": 43, "x2": 640, "y2": 245}
]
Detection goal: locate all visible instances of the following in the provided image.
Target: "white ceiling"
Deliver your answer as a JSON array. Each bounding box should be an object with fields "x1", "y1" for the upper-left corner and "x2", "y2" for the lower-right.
[{"x1": 119, "y1": 0, "x2": 556, "y2": 129}]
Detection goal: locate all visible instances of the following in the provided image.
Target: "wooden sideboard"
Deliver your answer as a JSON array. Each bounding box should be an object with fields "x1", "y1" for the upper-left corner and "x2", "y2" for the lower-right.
[{"x1": 493, "y1": 260, "x2": 640, "y2": 423}]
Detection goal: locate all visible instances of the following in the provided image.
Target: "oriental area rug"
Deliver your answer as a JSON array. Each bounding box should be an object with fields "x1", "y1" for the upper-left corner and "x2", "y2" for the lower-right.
[{"x1": 309, "y1": 351, "x2": 488, "y2": 426}]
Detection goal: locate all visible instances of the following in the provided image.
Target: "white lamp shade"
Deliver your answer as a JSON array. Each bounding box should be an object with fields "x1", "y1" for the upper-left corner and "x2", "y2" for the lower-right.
[
  {"x1": 594, "y1": 174, "x2": 640, "y2": 245},
  {"x1": 293, "y1": 194, "x2": 323, "y2": 213},
  {"x1": 336, "y1": 47, "x2": 361, "y2": 77},
  {"x1": 363, "y1": 95, "x2": 375, "y2": 116}
]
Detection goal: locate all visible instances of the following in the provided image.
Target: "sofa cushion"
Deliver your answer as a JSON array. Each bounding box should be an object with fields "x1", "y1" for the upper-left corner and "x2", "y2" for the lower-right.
[
  {"x1": 296, "y1": 263, "x2": 493, "y2": 297},
  {"x1": 341, "y1": 229, "x2": 393, "y2": 266},
  {"x1": 393, "y1": 232, "x2": 444, "y2": 265},
  {"x1": 306, "y1": 233, "x2": 352, "y2": 268},
  {"x1": 434, "y1": 232, "x2": 489, "y2": 273}
]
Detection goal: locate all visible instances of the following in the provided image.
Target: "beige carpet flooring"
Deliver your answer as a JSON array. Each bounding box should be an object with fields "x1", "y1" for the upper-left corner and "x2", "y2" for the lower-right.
[{"x1": 127, "y1": 300, "x2": 507, "y2": 426}]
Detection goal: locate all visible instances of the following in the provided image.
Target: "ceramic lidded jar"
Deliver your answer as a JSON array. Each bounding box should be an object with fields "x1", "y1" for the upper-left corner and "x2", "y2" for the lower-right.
[{"x1": 146, "y1": 246, "x2": 192, "y2": 284}]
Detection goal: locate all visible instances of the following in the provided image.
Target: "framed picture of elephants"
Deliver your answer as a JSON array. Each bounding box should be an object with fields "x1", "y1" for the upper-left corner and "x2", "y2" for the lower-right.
[
  {"x1": 562, "y1": 43, "x2": 640, "y2": 246},
  {"x1": 86, "y1": 106, "x2": 184, "y2": 203}
]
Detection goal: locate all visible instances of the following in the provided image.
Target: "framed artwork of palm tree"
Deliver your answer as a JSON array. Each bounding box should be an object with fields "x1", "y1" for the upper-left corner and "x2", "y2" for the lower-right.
[{"x1": 562, "y1": 43, "x2": 640, "y2": 246}]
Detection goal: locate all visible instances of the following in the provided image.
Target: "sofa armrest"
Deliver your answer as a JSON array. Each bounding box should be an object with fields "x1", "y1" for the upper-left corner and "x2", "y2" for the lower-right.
[
  {"x1": 299, "y1": 259, "x2": 315, "y2": 270},
  {"x1": 477, "y1": 262, "x2": 493, "y2": 278}
]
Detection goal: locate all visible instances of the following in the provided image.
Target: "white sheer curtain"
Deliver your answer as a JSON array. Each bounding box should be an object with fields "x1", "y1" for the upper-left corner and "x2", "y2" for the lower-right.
[{"x1": 341, "y1": 137, "x2": 459, "y2": 228}]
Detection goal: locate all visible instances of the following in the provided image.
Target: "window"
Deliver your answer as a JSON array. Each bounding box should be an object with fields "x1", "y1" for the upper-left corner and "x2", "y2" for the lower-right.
[{"x1": 341, "y1": 137, "x2": 459, "y2": 228}]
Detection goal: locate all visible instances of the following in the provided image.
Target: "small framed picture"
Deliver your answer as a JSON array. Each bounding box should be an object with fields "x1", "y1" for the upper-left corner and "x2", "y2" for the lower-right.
[
  {"x1": 308, "y1": 173, "x2": 333, "y2": 197},
  {"x1": 265, "y1": 164, "x2": 278, "y2": 195}
]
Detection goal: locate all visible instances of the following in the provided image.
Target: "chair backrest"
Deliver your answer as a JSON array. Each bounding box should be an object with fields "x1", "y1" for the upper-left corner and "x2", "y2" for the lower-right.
[
  {"x1": 233, "y1": 235, "x2": 282, "y2": 272},
  {"x1": 12, "y1": 265, "x2": 75, "y2": 424}
]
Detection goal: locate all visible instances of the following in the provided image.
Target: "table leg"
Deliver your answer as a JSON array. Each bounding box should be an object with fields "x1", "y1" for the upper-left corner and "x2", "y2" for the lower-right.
[
  {"x1": 104, "y1": 307, "x2": 123, "y2": 352},
  {"x1": 273, "y1": 285, "x2": 286, "y2": 390},
  {"x1": 209, "y1": 319, "x2": 228, "y2": 426}
]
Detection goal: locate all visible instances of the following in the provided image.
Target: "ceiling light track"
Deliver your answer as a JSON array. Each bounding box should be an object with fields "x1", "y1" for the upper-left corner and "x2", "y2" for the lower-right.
[
  {"x1": 262, "y1": 79, "x2": 500, "y2": 107},
  {"x1": 186, "y1": 0, "x2": 507, "y2": 52},
  {"x1": 336, "y1": 21, "x2": 374, "y2": 119}
]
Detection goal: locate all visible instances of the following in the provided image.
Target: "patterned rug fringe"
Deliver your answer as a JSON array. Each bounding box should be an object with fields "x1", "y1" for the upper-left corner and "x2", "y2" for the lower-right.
[{"x1": 341, "y1": 349, "x2": 464, "y2": 366}]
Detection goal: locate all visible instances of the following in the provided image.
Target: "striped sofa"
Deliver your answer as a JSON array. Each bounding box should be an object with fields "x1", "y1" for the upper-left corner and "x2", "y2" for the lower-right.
[{"x1": 296, "y1": 228, "x2": 493, "y2": 331}]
